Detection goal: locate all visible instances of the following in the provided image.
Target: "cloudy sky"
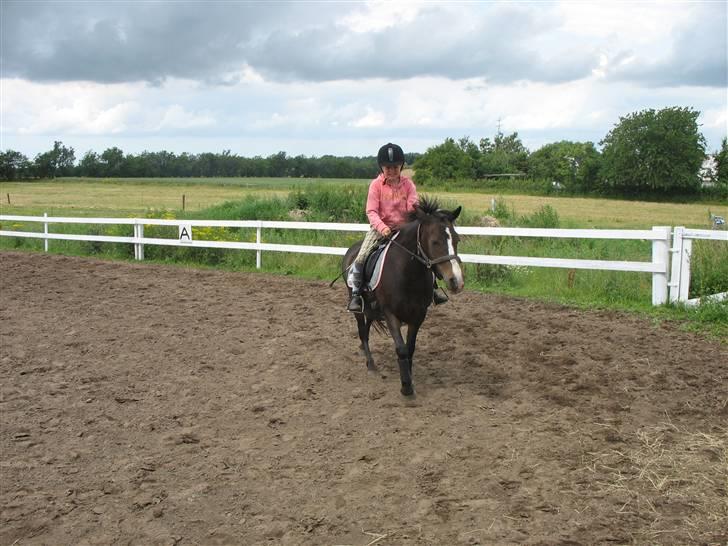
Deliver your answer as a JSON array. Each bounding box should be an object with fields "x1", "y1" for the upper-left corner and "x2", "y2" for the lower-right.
[{"x1": 1, "y1": 0, "x2": 726, "y2": 161}]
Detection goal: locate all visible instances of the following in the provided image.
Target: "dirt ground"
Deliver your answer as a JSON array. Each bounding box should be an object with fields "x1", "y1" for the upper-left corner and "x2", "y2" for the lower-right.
[{"x1": 1, "y1": 251, "x2": 726, "y2": 546}]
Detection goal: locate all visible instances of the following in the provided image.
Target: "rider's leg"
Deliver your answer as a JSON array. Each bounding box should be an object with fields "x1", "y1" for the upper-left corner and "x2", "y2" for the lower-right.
[
  {"x1": 346, "y1": 261, "x2": 365, "y2": 312},
  {"x1": 347, "y1": 229, "x2": 383, "y2": 312}
]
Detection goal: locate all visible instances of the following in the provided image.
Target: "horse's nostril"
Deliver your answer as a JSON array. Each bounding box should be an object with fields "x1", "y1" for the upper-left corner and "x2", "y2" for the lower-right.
[{"x1": 448, "y1": 277, "x2": 464, "y2": 292}]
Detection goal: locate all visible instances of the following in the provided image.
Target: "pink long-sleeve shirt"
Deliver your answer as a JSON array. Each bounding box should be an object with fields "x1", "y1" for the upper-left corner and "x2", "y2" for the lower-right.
[{"x1": 365, "y1": 173, "x2": 419, "y2": 235}]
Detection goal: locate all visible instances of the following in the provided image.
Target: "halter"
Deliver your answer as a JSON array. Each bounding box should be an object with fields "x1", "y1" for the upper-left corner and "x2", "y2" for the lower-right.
[{"x1": 388, "y1": 223, "x2": 461, "y2": 270}]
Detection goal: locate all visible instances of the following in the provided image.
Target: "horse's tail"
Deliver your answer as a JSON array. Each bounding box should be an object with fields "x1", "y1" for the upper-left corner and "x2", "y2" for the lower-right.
[{"x1": 371, "y1": 319, "x2": 389, "y2": 335}]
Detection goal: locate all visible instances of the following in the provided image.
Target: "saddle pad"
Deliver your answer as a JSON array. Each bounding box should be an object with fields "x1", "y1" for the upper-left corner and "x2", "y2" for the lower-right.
[{"x1": 366, "y1": 232, "x2": 399, "y2": 292}]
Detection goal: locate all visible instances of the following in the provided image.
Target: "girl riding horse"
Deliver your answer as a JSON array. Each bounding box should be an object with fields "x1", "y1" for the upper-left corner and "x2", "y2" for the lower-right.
[
  {"x1": 343, "y1": 197, "x2": 464, "y2": 395},
  {"x1": 347, "y1": 142, "x2": 448, "y2": 312}
]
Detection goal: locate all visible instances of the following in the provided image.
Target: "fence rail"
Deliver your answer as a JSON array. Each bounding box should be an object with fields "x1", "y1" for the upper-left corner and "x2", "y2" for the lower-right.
[
  {"x1": 669, "y1": 227, "x2": 728, "y2": 307},
  {"x1": 2, "y1": 214, "x2": 725, "y2": 306}
]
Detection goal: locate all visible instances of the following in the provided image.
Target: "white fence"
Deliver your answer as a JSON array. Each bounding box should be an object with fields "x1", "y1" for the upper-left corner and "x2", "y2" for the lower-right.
[
  {"x1": 1, "y1": 214, "x2": 726, "y2": 306},
  {"x1": 669, "y1": 227, "x2": 728, "y2": 307}
]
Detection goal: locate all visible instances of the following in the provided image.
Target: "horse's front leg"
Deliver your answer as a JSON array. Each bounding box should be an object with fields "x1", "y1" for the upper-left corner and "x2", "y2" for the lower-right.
[
  {"x1": 406, "y1": 321, "x2": 423, "y2": 375},
  {"x1": 384, "y1": 312, "x2": 413, "y2": 396},
  {"x1": 355, "y1": 313, "x2": 376, "y2": 371}
]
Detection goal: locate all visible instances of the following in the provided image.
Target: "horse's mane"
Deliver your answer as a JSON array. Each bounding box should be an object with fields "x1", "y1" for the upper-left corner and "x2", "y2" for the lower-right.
[{"x1": 406, "y1": 196, "x2": 442, "y2": 223}]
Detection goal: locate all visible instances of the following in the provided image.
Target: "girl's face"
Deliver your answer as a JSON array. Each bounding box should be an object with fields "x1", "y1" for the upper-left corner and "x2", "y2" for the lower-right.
[{"x1": 382, "y1": 164, "x2": 402, "y2": 181}]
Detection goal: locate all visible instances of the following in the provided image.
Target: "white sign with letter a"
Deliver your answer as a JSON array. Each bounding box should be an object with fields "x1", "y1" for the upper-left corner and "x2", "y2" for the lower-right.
[{"x1": 179, "y1": 223, "x2": 193, "y2": 244}]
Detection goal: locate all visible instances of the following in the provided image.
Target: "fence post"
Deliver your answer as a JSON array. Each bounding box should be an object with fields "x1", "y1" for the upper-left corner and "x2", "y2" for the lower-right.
[
  {"x1": 134, "y1": 220, "x2": 145, "y2": 261},
  {"x1": 256, "y1": 221, "x2": 262, "y2": 269},
  {"x1": 678, "y1": 237, "x2": 692, "y2": 303},
  {"x1": 43, "y1": 212, "x2": 48, "y2": 252},
  {"x1": 669, "y1": 226, "x2": 684, "y2": 303},
  {"x1": 651, "y1": 226, "x2": 671, "y2": 305}
]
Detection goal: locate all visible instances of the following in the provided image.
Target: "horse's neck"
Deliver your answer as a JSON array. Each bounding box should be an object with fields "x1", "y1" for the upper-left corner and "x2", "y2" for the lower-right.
[
  {"x1": 394, "y1": 222, "x2": 427, "y2": 276},
  {"x1": 396, "y1": 221, "x2": 419, "y2": 250}
]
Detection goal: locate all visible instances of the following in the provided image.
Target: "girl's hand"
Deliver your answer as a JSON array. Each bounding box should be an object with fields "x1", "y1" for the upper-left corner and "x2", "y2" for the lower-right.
[{"x1": 382, "y1": 227, "x2": 392, "y2": 237}]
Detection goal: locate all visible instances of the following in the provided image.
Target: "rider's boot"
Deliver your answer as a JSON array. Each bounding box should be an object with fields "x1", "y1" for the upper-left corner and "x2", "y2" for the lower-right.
[
  {"x1": 433, "y1": 282, "x2": 449, "y2": 305},
  {"x1": 346, "y1": 262, "x2": 365, "y2": 313}
]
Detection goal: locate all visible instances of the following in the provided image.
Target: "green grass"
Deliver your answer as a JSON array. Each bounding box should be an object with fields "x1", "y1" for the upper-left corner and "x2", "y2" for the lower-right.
[{"x1": 1, "y1": 179, "x2": 726, "y2": 341}]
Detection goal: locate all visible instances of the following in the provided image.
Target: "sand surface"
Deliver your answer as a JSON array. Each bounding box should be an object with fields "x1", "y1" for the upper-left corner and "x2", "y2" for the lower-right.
[{"x1": 1, "y1": 251, "x2": 726, "y2": 545}]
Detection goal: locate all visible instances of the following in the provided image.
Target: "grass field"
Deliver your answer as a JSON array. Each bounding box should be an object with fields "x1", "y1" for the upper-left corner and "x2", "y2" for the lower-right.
[
  {"x1": 460, "y1": 194, "x2": 727, "y2": 229},
  {"x1": 0, "y1": 178, "x2": 293, "y2": 216},
  {"x1": 1, "y1": 177, "x2": 726, "y2": 229}
]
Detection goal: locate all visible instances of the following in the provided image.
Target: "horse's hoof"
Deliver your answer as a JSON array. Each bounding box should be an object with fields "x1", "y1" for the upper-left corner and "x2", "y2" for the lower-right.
[
  {"x1": 401, "y1": 384, "x2": 415, "y2": 397},
  {"x1": 366, "y1": 362, "x2": 378, "y2": 373}
]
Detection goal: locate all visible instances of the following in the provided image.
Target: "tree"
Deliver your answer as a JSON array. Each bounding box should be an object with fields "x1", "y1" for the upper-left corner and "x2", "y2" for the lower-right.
[
  {"x1": 100, "y1": 147, "x2": 125, "y2": 176},
  {"x1": 412, "y1": 138, "x2": 473, "y2": 183},
  {"x1": 713, "y1": 137, "x2": 728, "y2": 197},
  {"x1": 54, "y1": 141, "x2": 76, "y2": 176},
  {"x1": 79, "y1": 151, "x2": 103, "y2": 177},
  {"x1": 713, "y1": 137, "x2": 728, "y2": 186},
  {"x1": 528, "y1": 141, "x2": 601, "y2": 192},
  {"x1": 479, "y1": 131, "x2": 529, "y2": 176},
  {"x1": 599, "y1": 107, "x2": 706, "y2": 196},
  {"x1": 0, "y1": 150, "x2": 32, "y2": 180},
  {"x1": 33, "y1": 141, "x2": 76, "y2": 179},
  {"x1": 268, "y1": 151, "x2": 289, "y2": 177}
]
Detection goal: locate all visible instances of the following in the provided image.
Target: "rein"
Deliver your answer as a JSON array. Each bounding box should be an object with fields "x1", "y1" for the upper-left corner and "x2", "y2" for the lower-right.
[{"x1": 388, "y1": 224, "x2": 461, "y2": 270}]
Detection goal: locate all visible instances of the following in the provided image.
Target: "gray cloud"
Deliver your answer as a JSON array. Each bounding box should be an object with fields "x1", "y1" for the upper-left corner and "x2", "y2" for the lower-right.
[
  {"x1": 244, "y1": 4, "x2": 599, "y2": 84},
  {"x1": 1, "y1": 1, "x2": 724, "y2": 89},
  {"x1": 0, "y1": 1, "x2": 598, "y2": 85},
  {"x1": 605, "y1": 2, "x2": 727, "y2": 88},
  {"x1": 1, "y1": 1, "x2": 341, "y2": 84}
]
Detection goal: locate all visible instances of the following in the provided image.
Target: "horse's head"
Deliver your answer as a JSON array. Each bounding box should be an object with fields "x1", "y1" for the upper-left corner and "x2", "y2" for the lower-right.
[{"x1": 412, "y1": 198, "x2": 465, "y2": 294}]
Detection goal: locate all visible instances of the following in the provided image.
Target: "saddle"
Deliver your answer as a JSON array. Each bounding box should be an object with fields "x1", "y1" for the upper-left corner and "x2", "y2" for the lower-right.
[{"x1": 362, "y1": 234, "x2": 397, "y2": 292}]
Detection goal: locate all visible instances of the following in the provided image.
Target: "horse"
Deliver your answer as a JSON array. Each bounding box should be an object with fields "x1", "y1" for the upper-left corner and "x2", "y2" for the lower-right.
[{"x1": 342, "y1": 197, "x2": 465, "y2": 396}]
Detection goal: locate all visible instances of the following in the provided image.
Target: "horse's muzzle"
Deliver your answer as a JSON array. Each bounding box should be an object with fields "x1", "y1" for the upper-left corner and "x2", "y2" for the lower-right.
[
  {"x1": 446, "y1": 275, "x2": 465, "y2": 294},
  {"x1": 437, "y1": 260, "x2": 464, "y2": 294}
]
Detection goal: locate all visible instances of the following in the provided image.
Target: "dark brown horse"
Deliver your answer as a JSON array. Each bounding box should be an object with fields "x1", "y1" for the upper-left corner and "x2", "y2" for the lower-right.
[{"x1": 343, "y1": 198, "x2": 464, "y2": 396}]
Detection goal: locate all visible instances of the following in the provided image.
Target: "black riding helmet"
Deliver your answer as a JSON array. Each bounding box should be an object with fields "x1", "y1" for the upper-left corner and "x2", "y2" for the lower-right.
[{"x1": 377, "y1": 143, "x2": 405, "y2": 170}]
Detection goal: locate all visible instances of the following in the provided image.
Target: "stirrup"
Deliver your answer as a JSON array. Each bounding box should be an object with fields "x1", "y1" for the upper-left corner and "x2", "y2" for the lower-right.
[
  {"x1": 433, "y1": 288, "x2": 448, "y2": 305},
  {"x1": 347, "y1": 294, "x2": 364, "y2": 313}
]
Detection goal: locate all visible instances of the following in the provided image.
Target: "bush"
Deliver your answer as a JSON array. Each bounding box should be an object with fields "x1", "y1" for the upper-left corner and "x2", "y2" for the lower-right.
[
  {"x1": 491, "y1": 196, "x2": 515, "y2": 223},
  {"x1": 201, "y1": 195, "x2": 290, "y2": 221},
  {"x1": 287, "y1": 184, "x2": 368, "y2": 222},
  {"x1": 518, "y1": 205, "x2": 560, "y2": 228},
  {"x1": 481, "y1": 199, "x2": 560, "y2": 229},
  {"x1": 469, "y1": 263, "x2": 515, "y2": 285}
]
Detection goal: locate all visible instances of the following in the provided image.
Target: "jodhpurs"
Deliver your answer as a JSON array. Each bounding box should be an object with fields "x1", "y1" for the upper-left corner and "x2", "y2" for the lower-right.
[{"x1": 354, "y1": 229, "x2": 385, "y2": 265}]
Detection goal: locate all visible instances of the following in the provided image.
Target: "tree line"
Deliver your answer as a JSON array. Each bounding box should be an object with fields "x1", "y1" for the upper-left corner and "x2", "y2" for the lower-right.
[
  {"x1": 414, "y1": 107, "x2": 726, "y2": 198},
  {"x1": 0, "y1": 145, "x2": 410, "y2": 181},
  {"x1": 2, "y1": 106, "x2": 726, "y2": 199}
]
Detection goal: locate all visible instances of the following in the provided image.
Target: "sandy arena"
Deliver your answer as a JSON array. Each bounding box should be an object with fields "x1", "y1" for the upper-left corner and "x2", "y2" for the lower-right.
[{"x1": 1, "y1": 251, "x2": 726, "y2": 545}]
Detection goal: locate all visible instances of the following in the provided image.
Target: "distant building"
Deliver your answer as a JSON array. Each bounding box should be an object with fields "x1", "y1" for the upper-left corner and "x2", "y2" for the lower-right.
[{"x1": 701, "y1": 156, "x2": 717, "y2": 186}]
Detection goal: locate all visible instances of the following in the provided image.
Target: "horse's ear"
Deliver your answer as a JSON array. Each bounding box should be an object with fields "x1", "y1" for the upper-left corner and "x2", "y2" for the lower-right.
[{"x1": 449, "y1": 206, "x2": 462, "y2": 222}]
